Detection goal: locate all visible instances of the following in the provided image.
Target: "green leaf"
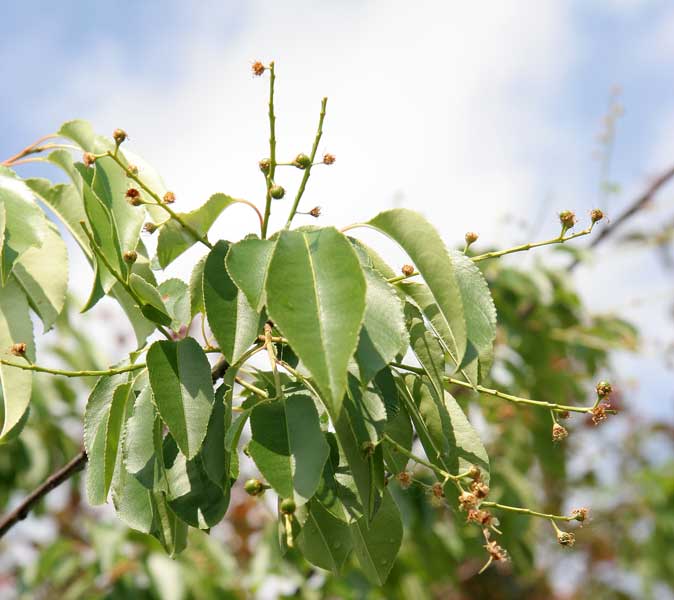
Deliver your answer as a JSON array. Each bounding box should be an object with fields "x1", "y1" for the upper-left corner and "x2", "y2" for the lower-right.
[
  {"x1": 156, "y1": 193, "x2": 236, "y2": 268},
  {"x1": 129, "y1": 273, "x2": 173, "y2": 327},
  {"x1": 265, "y1": 228, "x2": 366, "y2": 414},
  {"x1": 84, "y1": 374, "x2": 134, "y2": 504},
  {"x1": 147, "y1": 337, "x2": 215, "y2": 459},
  {"x1": 123, "y1": 385, "x2": 161, "y2": 488},
  {"x1": 203, "y1": 240, "x2": 260, "y2": 364},
  {"x1": 297, "y1": 499, "x2": 353, "y2": 574},
  {"x1": 366, "y1": 209, "x2": 467, "y2": 366},
  {"x1": 111, "y1": 461, "x2": 154, "y2": 534},
  {"x1": 150, "y1": 492, "x2": 188, "y2": 557},
  {"x1": 77, "y1": 165, "x2": 126, "y2": 302},
  {"x1": 188, "y1": 254, "x2": 207, "y2": 319},
  {"x1": 382, "y1": 402, "x2": 413, "y2": 475},
  {"x1": 0, "y1": 166, "x2": 48, "y2": 284},
  {"x1": 449, "y1": 250, "x2": 497, "y2": 377},
  {"x1": 355, "y1": 266, "x2": 408, "y2": 384},
  {"x1": 404, "y1": 302, "x2": 446, "y2": 396},
  {"x1": 402, "y1": 375, "x2": 489, "y2": 486},
  {"x1": 162, "y1": 434, "x2": 229, "y2": 529},
  {"x1": 248, "y1": 393, "x2": 329, "y2": 505},
  {"x1": 225, "y1": 238, "x2": 275, "y2": 312},
  {"x1": 12, "y1": 220, "x2": 68, "y2": 331},
  {"x1": 58, "y1": 121, "x2": 144, "y2": 258},
  {"x1": 349, "y1": 490, "x2": 403, "y2": 585},
  {"x1": 157, "y1": 278, "x2": 191, "y2": 331},
  {"x1": 332, "y1": 374, "x2": 387, "y2": 520},
  {"x1": 0, "y1": 278, "x2": 34, "y2": 440},
  {"x1": 200, "y1": 384, "x2": 232, "y2": 490}
]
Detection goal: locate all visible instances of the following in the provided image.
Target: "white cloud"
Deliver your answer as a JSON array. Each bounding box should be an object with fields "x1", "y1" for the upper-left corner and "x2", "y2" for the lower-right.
[{"x1": 45, "y1": 0, "x2": 581, "y2": 280}]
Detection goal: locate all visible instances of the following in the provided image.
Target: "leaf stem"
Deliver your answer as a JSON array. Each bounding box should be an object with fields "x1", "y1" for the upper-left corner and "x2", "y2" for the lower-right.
[
  {"x1": 382, "y1": 434, "x2": 468, "y2": 481},
  {"x1": 264, "y1": 322, "x2": 282, "y2": 399},
  {"x1": 390, "y1": 362, "x2": 598, "y2": 414},
  {"x1": 0, "y1": 360, "x2": 145, "y2": 378},
  {"x1": 382, "y1": 226, "x2": 597, "y2": 285},
  {"x1": 481, "y1": 501, "x2": 578, "y2": 522},
  {"x1": 104, "y1": 151, "x2": 213, "y2": 250},
  {"x1": 261, "y1": 61, "x2": 277, "y2": 239},
  {"x1": 285, "y1": 97, "x2": 328, "y2": 228},
  {"x1": 470, "y1": 226, "x2": 594, "y2": 262},
  {"x1": 235, "y1": 376, "x2": 269, "y2": 398}
]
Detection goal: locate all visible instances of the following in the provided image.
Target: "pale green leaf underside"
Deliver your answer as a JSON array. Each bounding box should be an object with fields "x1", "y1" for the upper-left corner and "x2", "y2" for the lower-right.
[
  {"x1": 0, "y1": 278, "x2": 35, "y2": 439},
  {"x1": 366, "y1": 208, "x2": 467, "y2": 367},
  {"x1": 156, "y1": 193, "x2": 236, "y2": 268},
  {"x1": 203, "y1": 240, "x2": 260, "y2": 364}
]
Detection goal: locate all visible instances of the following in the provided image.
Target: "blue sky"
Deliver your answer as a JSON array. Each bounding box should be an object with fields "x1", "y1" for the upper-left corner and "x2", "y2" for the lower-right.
[{"x1": 2, "y1": 0, "x2": 674, "y2": 419}]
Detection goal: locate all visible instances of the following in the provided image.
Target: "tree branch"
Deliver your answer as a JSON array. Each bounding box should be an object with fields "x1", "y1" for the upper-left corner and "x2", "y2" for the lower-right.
[
  {"x1": 570, "y1": 163, "x2": 674, "y2": 269},
  {"x1": 0, "y1": 450, "x2": 88, "y2": 538},
  {"x1": 0, "y1": 356, "x2": 230, "y2": 540}
]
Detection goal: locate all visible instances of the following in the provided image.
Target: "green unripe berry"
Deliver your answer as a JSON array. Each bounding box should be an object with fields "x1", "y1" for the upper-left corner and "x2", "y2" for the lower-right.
[
  {"x1": 244, "y1": 479, "x2": 265, "y2": 496},
  {"x1": 259, "y1": 158, "x2": 271, "y2": 174},
  {"x1": 270, "y1": 185, "x2": 285, "y2": 199},
  {"x1": 280, "y1": 498, "x2": 296, "y2": 514},
  {"x1": 293, "y1": 153, "x2": 312, "y2": 169},
  {"x1": 123, "y1": 250, "x2": 138, "y2": 264}
]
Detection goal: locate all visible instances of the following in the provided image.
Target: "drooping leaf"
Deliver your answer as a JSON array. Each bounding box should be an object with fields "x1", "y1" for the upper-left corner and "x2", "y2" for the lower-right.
[
  {"x1": 123, "y1": 385, "x2": 161, "y2": 488},
  {"x1": 0, "y1": 278, "x2": 34, "y2": 440},
  {"x1": 401, "y1": 375, "x2": 489, "y2": 487},
  {"x1": 331, "y1": 374, "x2": 387, "y2": 520},
  {"x1": 12, "y1": 220, "x2": 68, "y2": 331},
  {"x1": 162, "y1": 434, "x2": 230, "y2": 529},
  {"x1": 188, "y1": 254, "x2": 207, "y2": 319},
  {"x1": 382, "y1": 402, "x2": 413, "y2": 475},
  {"x1": 449, "y1": 250, "x2": 497, "y2": 377},
  {"x1": 147, "y1": 337, "x2": 215, "y2": 459},
  {"x1": 355, "y1": 266, "x2": 408, "y2": 384},
  {"x1": 349, "y1": 490, "x2": 403, "y2": 586},
  {"x1": 297, "y1": 499, "x2": 353, "y2": 574},
  {"x1": 0, "y1": 166, "x2": 48, "y2": 284},
  {"x1": 200, "y1": 384, "x2": 232, "y2": 490},
  {"x1": 203, "y1": 240, "x2": 260, "y2": 364},
  {"x1": 265, "y1": 228, "x2": 366, "y2": 414},
  {"x1": 366, "y1": 209, "x2": 467, "y2": 366},
  {"x1": 84, "y1": 372, "x2": 134, "y2": 504},
  {"x1": 156, "y1": 193, "x2": 236, "y2": 268},
  {"x1": 58, "y1": 120, "x2": 144, "y2": 258},
  {"x1": 157, "y1": 278, "x2": 191, "y2": 331},
  {"x1": 150, "y1": 491, "x2": 188, "y2": 557},
  {"x1": 225, "y1": 238, "x2": 275, "y2": 311},
  {"x1": 129, "y1": 273, "x2": 173, "y2": 327},
  {"x1": 248, "y1": 393, "x2": 329, "y2": 505},
  {"x1": 111, "y1": 460, "x2": 155, "y2": 534},
  {"x1": 404, "y1": 302, "x2": 446, "y2": 396}
]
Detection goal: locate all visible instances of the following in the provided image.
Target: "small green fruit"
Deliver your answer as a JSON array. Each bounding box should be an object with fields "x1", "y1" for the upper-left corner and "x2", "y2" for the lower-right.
[
  {"x1": 280, "y1": 498, "x2": 296, "y2": 514},
  {"x1": 270, "y1": 185, "x2": 285, "y2": 199}
]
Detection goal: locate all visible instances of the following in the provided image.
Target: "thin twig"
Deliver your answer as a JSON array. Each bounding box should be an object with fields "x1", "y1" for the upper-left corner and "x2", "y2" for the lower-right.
[
  {"x1": 261, "y1": 61, "x2": 277, "y2": 239},
  {"x1": 569, "y1": 163, "x2": 674, "y2": 269},
  {"x1": 0, "y1": 360, "x2": 145, "y2": 378},
  {"x1": 390, "y1": 362, "x2": 605, "y2": 414},
  {"x1": 0, "y1": 450, "x2": 88, "y2": 538},
  {"x1": 285, "y1": 97, "x2": 328, "y2": 228},
  {"x1": 104, "y1": 151, "x2": 213, "y2": 250},
  {"x1": 1, "y1": 133, "x2": 59, "y2": 166}
]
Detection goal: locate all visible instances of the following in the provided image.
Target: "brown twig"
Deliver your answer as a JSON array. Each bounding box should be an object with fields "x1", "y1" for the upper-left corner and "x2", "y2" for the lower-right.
[
  {"x1": 1, "y1": 134, "x2": 59, "y2": 166},
  {"x1": 0, "y1": 450, "x2": 88, "y2": 538},
  {"x1": 0, "y1": 356, "x2": 231, "y2": 540},
  {"x1": 570, "y1": 163, "x2": 674, "y2": 269}
]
